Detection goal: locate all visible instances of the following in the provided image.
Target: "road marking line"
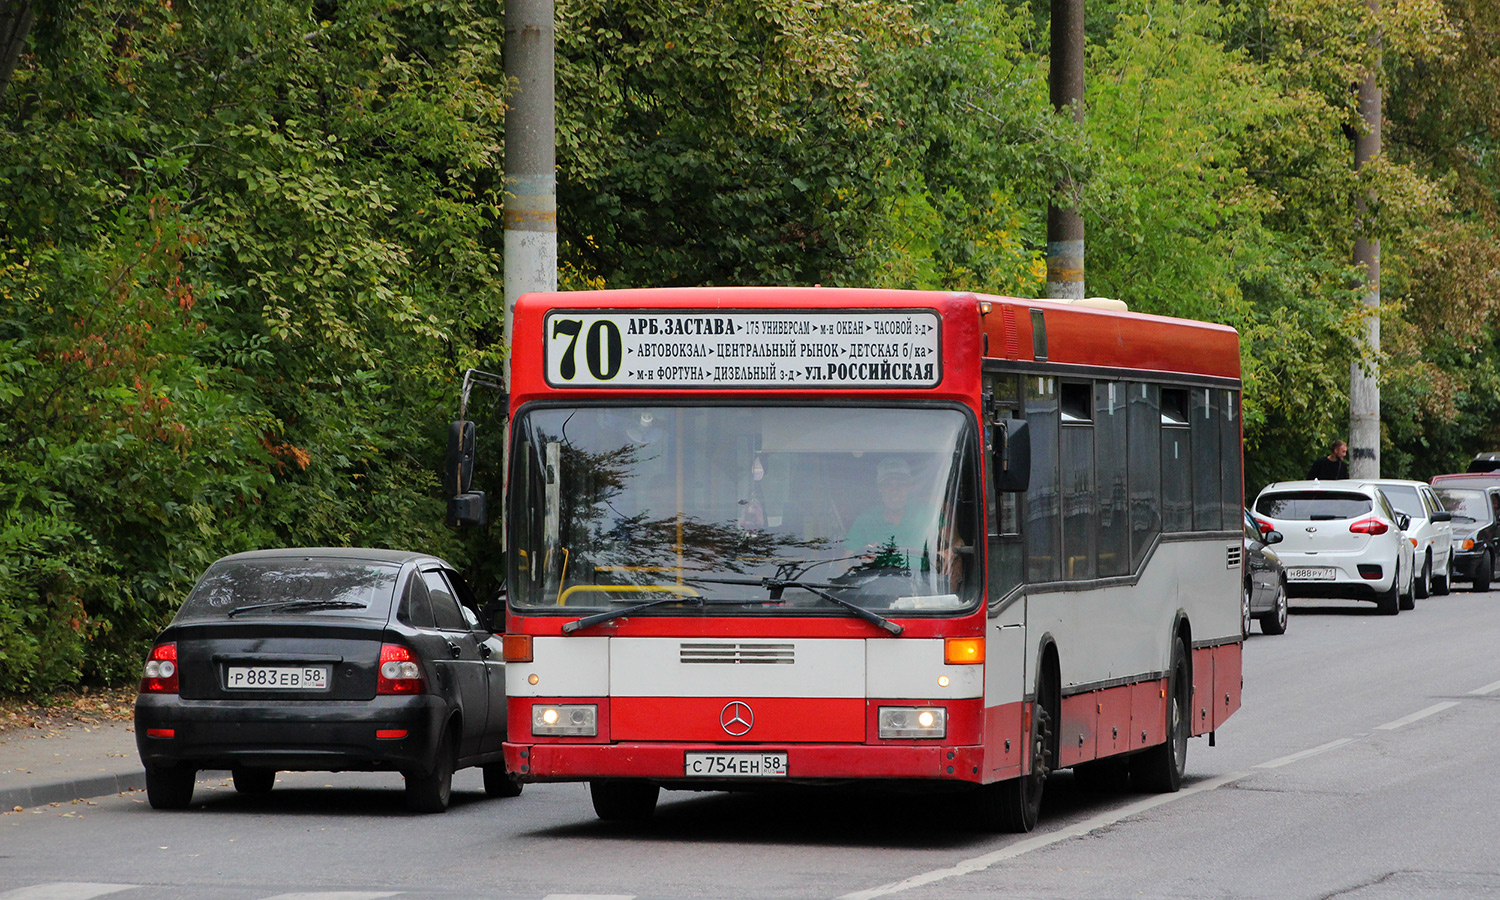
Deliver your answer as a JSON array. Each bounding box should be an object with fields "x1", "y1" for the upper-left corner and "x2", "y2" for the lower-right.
[
  {"x1": 837, "y1": 772, "x2": 1246, "y2": 900},
  {"x1": 542, "y1": 895, "x2": 636, "y2": 900},
  {"x1": 0, "y1": 886, "x2": 137, "y2": 900},
  {"x1": 1375, "y1": 701, "x2": 1460, "y2": 730},
  {"x1": 1469, "y1": 679, "x2": 1500, "y2": 696},
  {"x1": 1254, "y1": 736, "x2": 1362, "y2": 769},
  {"x1": 259, "y1": 894, "x2": 403, "y2": 900}
]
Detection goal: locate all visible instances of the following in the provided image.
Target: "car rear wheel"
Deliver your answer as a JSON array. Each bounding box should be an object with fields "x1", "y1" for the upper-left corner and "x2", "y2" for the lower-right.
[
  {"x1": 405, "y1": 728, "x2": 455, "y2": 814},
  {"x1": 1414, "y1": 553, "x2": 1431, "y2": 600},
  {"x1": 1474, "y1": 552, "x2": 1493, "y2": 593},
  {"x1": 483, "y1": 763, "x2": 524, "y2": 798},
  {"x1": 1240, "y1": 582, "x2": 1252, "y2": 639},
  {"x1": 589, "y1": 779, "x2": 660, "y2": 821},
  {"x1": 231, "y1": 767, "x2": 275, "y2": 796},
  {"x1": 1375, "y1": 561, "x2": 1401, "y2": 615},
  {"x1": 1259, "y1": 580, "x2": 1288, "y2": 635},
  {"x1": 145, "y1": 763, "x2": 196, "y2": 810}
]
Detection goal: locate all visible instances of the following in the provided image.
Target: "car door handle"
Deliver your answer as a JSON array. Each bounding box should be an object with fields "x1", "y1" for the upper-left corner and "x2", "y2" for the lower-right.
[
  {"x1": 446, "y1": 640, "x2": 462, "y2": 659},
  {"x1": 479, "y1": 643, "x2": 493, "y2": 659}
]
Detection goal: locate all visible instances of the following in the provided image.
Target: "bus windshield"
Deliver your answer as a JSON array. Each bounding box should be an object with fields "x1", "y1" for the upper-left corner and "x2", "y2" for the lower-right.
[{"x1": 508, "y1": 405, "x2": 982, "y2": 616}]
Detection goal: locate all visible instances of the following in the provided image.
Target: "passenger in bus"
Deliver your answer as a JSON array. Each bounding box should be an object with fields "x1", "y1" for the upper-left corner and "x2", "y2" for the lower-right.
[{"x1": 844, "y1": 457, "x2": 964, "y2": 586}]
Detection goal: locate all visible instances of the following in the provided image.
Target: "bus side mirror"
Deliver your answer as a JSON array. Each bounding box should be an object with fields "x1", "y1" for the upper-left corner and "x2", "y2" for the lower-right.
[
  {"x1": 446, "y1": 420, "x2": 486, "y2": 528},
  {"x1": 992, "y1": 419, "x2": 1030, "y2": 493}
]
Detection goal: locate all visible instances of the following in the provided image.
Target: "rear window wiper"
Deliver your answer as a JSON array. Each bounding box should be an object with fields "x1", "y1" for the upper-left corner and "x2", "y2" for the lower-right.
[
  {"x1": 226, "y1": 600, "x2": 368, "y2": 618},
  {"x1": 683, "y1": 575, "x2": 903, "y2": 636},
  {"x1": 561, "y1": 594, "x2": 706, "y2": 633}
]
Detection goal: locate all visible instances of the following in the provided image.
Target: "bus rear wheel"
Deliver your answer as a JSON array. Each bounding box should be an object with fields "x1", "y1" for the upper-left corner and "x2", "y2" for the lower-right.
[{"x1": 1131, "y1": 635, "x2": 1188, "y2": 793}]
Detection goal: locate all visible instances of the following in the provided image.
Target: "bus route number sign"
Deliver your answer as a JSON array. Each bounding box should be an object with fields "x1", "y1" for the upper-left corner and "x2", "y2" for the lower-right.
[{"x1": 543, "y1": 309, "x2": 942, "y2": 389}]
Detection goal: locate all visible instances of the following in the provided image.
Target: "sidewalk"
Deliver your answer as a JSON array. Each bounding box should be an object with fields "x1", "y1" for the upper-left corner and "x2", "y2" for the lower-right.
[{"x1": 0, "y1": 720, "x2": 145, "y2": 810}]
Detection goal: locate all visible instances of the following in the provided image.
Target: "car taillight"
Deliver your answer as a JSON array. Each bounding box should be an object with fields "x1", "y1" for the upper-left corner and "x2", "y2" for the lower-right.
[
  {"x1": 1349, "y1": 517, "x2": 1390, "y2": 536},
  {"x1": 140, "y1": 642, "x2": 179, "y2": 694},
  {"x1": 377, "y1": 644, "x2": 424, "y2": 694}
]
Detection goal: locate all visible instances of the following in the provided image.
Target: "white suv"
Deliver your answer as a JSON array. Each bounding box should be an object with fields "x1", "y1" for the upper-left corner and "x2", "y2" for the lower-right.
[
  {"x1": 1252, "y1": 481, "x2": 1415, "y2": 615},
  {"x1": 1366, "y1": 479, "x2": 1454, "y2": 598}
]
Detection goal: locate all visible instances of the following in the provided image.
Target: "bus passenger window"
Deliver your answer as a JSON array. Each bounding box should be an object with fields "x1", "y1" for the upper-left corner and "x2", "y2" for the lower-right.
[{"x1": 1160, "y1": 388, "x2": 1192, "y2": 532}]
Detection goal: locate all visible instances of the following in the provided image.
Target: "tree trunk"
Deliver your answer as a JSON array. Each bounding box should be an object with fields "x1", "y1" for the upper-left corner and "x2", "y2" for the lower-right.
[{"x1": 0, "y1": 0, "x2": 35, "y2": 101}]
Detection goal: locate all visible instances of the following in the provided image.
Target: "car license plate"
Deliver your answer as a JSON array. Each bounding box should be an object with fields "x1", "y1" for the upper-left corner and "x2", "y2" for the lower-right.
[
  {"x1": 1287, "y1": 567, "x2": 1336, "y2": 581},
  {"x1": 684, "y1": 752, "x2": 788, "y2": 778},
  {"x1": 225, "y1": 665, "x2": 330, "y2": 690}
]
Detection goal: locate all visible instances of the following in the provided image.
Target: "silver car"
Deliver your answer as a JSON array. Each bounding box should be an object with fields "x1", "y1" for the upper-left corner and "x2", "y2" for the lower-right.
[{"x1": 1252, "y1": 481, "x2": 1416, "y2": 615}]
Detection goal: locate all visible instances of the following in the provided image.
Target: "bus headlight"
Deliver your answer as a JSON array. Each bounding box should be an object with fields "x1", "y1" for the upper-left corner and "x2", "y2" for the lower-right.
[
  {"x1": 878, "y1": 706, "x2": 947, "y2": 739},
  {"x1": 532, "y1": 704, "x2": 598, "y2": 736}
]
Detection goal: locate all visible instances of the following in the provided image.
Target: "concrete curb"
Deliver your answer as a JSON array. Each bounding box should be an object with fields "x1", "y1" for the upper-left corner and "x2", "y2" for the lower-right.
[{"x1": 1, "y1": 769, "x2": 147, "y2": 810}]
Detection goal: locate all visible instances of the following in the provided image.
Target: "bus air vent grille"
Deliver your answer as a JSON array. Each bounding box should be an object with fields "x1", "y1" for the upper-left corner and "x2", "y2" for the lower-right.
[
  {"x1": 1227, "y1": 546, "x2": 1243, "y2": 568},
  {"x1": 680, "y1": 642, "x2": 795, "y2": 665}
]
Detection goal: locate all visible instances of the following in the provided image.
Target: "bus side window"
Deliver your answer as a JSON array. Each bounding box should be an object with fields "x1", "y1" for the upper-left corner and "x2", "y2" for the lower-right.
[{"x1": 986, "y1": 373, "x2": 1024, "y2": 602}]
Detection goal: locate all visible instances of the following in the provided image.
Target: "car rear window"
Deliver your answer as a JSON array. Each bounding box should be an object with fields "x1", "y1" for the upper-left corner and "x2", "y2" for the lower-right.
[
  {"x1": 1378, "y1": 484, "x2": 1423, "y2": 518},
  {"x1": 1255, "y1": 492, "x2": 1372, "y2": 521},
  {"x1": 176, "y1": 558, "x2": 402, "y2": 622}
]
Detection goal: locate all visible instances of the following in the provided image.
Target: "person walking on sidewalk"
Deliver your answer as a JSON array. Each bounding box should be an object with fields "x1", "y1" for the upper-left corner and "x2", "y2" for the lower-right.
[{"x1": 1307, "y1": 439, "x2": 1349, "y2": 480}]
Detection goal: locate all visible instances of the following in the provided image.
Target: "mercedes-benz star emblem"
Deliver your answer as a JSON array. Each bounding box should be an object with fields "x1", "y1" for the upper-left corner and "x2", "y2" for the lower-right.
[{"x1": 720, "y1": 701, "x2": 754, "y2": 736}]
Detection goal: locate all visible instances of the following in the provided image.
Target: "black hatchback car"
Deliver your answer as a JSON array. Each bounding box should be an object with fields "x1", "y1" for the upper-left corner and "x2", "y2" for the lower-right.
[{"x1": 135, "y1": 548, "x2": 518, "y2": 812}]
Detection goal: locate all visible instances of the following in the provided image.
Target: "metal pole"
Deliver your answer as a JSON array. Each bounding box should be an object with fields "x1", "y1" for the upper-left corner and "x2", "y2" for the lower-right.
[
  {"x1": 1349, "y1": 3, "x2": 1381, "y2": 479},
  {"x1": 503, "y1": 0, "x2": 557, "y2": 390},
  {"x1": 1046, "y1": 0, "x2": 1085, "y2": 301}
]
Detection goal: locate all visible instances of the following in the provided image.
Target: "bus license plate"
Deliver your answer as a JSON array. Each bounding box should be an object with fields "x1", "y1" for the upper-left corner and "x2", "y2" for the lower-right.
[
  {"x1": 684, "y1": 752, "x2": 788, "y2": 778},
  {"x1": 1287, "y1": 567, "x2": 1336, "y2": 581},
  {"x1": 225, "y1": 666, "x2": 330, "y2": 690}
]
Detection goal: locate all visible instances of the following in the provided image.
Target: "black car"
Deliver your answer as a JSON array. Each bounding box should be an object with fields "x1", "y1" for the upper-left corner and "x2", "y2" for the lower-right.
[
  {"x1": 135, "y1": 548, "x2": 517, "y2": 812},
  {"x1": 1432, "y1": 486, "x2": 1500, "y2": 592},
  {"x1": 1243, "y1": 509, "x2": 1289, "y2": 636}
]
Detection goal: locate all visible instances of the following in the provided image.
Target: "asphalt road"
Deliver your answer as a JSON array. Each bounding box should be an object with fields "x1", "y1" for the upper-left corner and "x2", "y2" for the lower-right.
[{"x1": 4, "y1": 588, "x2": 1499, "y2": 900}]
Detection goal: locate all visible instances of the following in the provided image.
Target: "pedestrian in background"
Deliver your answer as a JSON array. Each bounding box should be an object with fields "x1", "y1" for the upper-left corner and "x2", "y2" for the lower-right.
[{"x1": 1307, "y1": 439, "x2": 1349, "y2": 480}]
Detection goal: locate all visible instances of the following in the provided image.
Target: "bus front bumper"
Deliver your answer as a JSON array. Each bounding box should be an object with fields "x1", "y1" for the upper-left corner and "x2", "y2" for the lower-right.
[{"x1": 504, "y1": 741, "x2": 1001, "y2": 786}]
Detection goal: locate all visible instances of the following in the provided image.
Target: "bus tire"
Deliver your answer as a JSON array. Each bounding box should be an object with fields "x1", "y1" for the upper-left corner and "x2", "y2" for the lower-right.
[
  {"x1": 590, "y1": 779, "x2": 660, "y2": 821},
  {"x1": 1132, "y1": 636, "x2": 1188, "y2": 793},
  {"x1": 483, "y1": 763, "x2": 524, "y2": 798},
  {"x1": 977, "y1": 662, "x2": 1057, "y2": 832}
]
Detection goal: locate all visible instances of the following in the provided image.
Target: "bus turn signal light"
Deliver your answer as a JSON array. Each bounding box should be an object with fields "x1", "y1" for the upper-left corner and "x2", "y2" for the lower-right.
[
  {"x1": 503, "y1": 633, "x2": 533, "y2": 662},
  {"x1": 945, "y1": 637, "x2": 984, "y2": 665}
]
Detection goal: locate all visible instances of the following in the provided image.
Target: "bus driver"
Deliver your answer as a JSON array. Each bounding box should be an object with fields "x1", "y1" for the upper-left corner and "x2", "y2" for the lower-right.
[{"x1": 844, "y1": 457, "x2": 964, "y2": 586}]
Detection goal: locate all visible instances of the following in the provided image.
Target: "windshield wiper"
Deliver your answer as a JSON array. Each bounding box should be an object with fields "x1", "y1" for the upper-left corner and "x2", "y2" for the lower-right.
[
  {"x1": 683, "y1": 575, "x2": 903, "y2": 636},
  {"x1": 561, "y1": 594, "x2": 706, "y2": 633},
  {"x1": 226, "y1": 600, "x2": 368, "y2": 618}
]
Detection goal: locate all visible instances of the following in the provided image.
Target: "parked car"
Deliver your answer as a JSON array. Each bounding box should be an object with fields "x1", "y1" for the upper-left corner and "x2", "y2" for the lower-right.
[
  {"x1": 1251, "y1": 481, "x2": 1414, "y2": 615},
  {"x1": 1467, "y1": 452, "x2": 1500, "y2": 473},
  {"x1": 1366, "y1": 479, "x2": 1454, "y2": 598},
  {"x1": 1243, "y1": 509, "x2": 1289, "y2": 636},
  {"x1": 1432, "y1": 485, "x2": 1500, "y2": 592},
  {"x1": 135, "y1": 548, "x2": 517, "y2": 812}
]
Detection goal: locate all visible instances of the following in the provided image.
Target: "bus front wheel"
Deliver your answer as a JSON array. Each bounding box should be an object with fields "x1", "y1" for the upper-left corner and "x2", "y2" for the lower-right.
[
  {"x1": 590, "y1": 779, "x2": 660, "y2": 821},
  {"x1": 976, "y1": 663, "x2": 1057, "y2": 832}
]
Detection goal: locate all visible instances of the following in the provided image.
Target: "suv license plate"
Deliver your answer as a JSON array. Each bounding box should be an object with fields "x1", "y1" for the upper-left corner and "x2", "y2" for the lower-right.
[
  {"x1": 685, "y1": 752, "x2": 788, "y2": 778},
  {"x1": 225, "y1": 666, "x2": 330, "y2": 690},
  {"x1": 1288, "y1": 567, "x2": 1336, "y2": 581}
]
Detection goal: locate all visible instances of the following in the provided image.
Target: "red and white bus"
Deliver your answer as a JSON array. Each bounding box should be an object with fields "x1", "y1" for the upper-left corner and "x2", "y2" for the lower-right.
[{"x1": 449, "y1": 286, "x2": 1243, "y2": 831}]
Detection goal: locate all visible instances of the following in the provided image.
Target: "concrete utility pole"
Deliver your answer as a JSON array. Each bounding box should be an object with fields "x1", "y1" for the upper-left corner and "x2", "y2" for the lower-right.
[
  {"x1": 0, "y1": 0, "x2": 36, "y2": 100},
  {"x1": 1349, "y1": 2, "x2": 1381, "y2": 479},
  {"x1": 1046, "y1": 0, "x2": 1086, "y2": 301},
  {"x1": 503, "y1": 0, "x2": 557, "y2": 389}
]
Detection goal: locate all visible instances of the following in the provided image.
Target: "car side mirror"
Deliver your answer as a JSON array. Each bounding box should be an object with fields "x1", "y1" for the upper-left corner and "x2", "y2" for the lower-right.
[
  {"x1": 1397, "y1": 513, "x2": 1411, "y2": 531},
  {"x1": 1265, "y1": 530, "x2": 1283, "y2": 545},
  {"x1": 462, "y1": 606, "x2": 481, "y2": 631},
  {"x1": 1432, "y1": 511, "x2": 1452, "y2": 522},
  {"x1": 991, "y1": 419, "x2": 1030, "y2": 493}
]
